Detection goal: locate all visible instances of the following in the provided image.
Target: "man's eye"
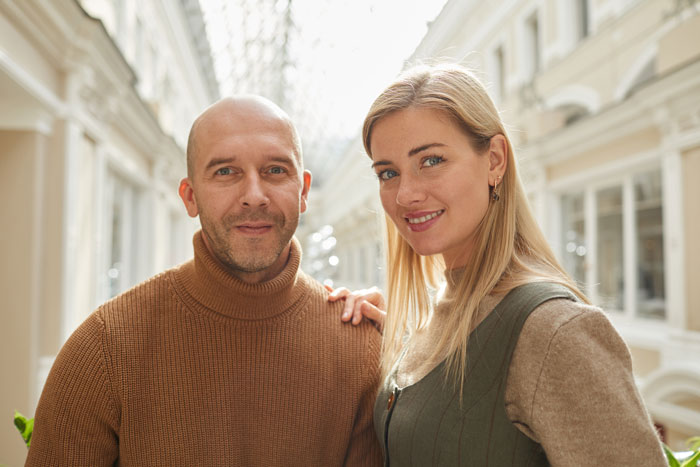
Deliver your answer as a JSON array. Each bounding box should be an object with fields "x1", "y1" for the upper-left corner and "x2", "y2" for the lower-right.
[
  {"x1": 215, "y1": 167, "x2": 233, "y2": 176},
  {"x1": 377, "y1": 169, "x2": 398, "y2": 181},
  {"x1": 268, "y1": 166, "x2": 286, "y2": 175},
  {"x1": 422, "y1": 155, "x2": 444, "y2": 168}
]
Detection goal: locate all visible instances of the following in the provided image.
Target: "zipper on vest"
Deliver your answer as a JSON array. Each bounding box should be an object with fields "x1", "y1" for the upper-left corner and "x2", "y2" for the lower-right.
[{"x1": 383, "y1": 386, "x2": 401, "y2": 467}]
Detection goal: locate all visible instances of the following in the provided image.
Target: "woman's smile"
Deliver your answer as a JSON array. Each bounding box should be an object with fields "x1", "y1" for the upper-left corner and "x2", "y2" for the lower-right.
[{"x1": 405, "y1": 209, "x2": 445, "y2": 232}]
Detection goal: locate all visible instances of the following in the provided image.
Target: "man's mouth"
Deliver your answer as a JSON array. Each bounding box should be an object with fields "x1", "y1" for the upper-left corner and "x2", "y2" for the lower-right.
[{"x1": 236, "y1": 222, "x2": 273, "y2": 234}]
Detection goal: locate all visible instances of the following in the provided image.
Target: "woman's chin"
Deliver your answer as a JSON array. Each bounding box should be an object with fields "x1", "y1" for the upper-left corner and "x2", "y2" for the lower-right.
[{"x1": 407, "y1": 242, "x2": 443, "y2": 258}]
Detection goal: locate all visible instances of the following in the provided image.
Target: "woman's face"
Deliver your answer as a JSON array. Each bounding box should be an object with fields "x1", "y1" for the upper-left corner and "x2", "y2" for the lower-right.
[{"x1": 370, "y1": 106, "x2": 498, "y2": 268}]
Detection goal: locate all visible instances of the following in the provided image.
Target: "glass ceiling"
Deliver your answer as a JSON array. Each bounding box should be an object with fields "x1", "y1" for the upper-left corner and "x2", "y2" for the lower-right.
[{"x1": 198, "y1": 0, "x2": 447, "y2": 184}]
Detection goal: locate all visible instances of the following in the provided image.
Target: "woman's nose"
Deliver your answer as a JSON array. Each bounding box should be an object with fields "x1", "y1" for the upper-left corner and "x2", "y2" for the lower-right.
[{"x1": 395, "y1": 174, "x2": 427, "y2": 207}]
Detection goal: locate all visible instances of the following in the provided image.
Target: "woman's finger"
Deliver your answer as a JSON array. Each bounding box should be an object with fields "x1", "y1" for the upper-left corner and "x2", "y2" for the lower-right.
[
  {"x1": 360, "y1": 287, "x2": 386, "y2": 310},
  {"x1": 352, "y1": 300, "x2": 366, "y2": 325},
  {"x1": 342, "y1": 294, "x2": 357, "y2": 321},
  {"x1": 361, "y1": 301, "x2": 386, "y2": 332},
  {"x1": 327, "y1": 286, "x2": 351, "y2": 302}
]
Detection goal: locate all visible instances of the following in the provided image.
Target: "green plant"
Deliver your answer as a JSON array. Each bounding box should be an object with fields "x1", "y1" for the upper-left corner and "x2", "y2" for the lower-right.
[
  {"x1": 664, "y1": 437, "x2": 700, "y2": 467},
  {"x1": 13, "y1": 411, "x2": 33, "y2": 448}
]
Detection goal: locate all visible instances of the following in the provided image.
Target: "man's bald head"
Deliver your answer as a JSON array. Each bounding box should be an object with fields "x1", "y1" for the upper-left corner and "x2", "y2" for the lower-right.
[{"x1": 186, "y1": 95, "x2": 303, "y2": 178}]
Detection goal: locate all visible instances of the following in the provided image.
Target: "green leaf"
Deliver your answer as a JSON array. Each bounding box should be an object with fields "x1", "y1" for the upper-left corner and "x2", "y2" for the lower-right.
[
  {"x1": 680, "y1": 449, "x2": 700, "y2": 467},
  {"x1": 14, "y1": 415, "x2": 25, "y2": 432},
  {"x1": 13, "y1": 410, "x2": 34, "y2": 448},
  {"x1": 688, "y1": 437, "x2": 700, "y2": 451},
  {"x1": 664, "y1": 443, "x2": 681, "y2": 467}
]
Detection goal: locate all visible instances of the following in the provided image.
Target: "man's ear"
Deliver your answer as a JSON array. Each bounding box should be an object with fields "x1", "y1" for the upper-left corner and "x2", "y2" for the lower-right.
[
  {"x1": 300, "y1": 170, "x2": 312, "y2": 214},
  {"x1": 488, "y1": 134, "x2": 508, "y2": 182},
  {"x1": 179, "y1": 178, "x2": 199, "y2": 218}
]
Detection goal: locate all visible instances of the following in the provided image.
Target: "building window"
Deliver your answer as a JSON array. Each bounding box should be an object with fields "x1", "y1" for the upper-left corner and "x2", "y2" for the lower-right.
[
  {"x1": 358, "y1": 245, "x2": 367, "y2": 283},
  {"x1": 491, "y1": 45, "x2": 506, "y2": 103},
  {"x1": 134, "y1": 18, "x2": 144, "y2": 70},
  {"x1": 347, "y1": 247, "x2": 356, "y2": 283},
  {"x1": 575, "y1": 0, "x2": 590, "y2": 41},
  {"x1": 374, "y1": 242, "x2": 383, "y2": 288},
  {"x1": 525, "y1": 12, "x2": 540, "y2": 78},
  {"x1": 108, "y1": 190, "x2": 124, "y2": 298},
  {"x1": 596, "y1": 186, "x2": 624, "y2": 311},
  {"x1": 113, "y1": 0, "x2": 127, "y2": 47},
  {"x1": 634, "y1": 171, "x2": 664, "y2": 319},
  {"x1": 558, "y1": 169, "x2": 665, "y2": 319},
  {"x1": 169, "y1": 211, "x2": 185, "y2": 267},
  {"x1": 104, "y1": 174, "x2": 141, "y2": 300},
  {"x1": 561, "y1": 192, "x2": 586, "y2": 288}
]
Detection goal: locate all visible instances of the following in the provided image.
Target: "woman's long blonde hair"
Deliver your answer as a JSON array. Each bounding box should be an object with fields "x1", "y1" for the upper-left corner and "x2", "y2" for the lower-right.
[{"x1": 362, "y1": 63, "x2": 589, "y2": 386}]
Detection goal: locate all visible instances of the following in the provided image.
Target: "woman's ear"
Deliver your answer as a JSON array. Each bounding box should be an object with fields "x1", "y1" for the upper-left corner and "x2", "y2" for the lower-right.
[{"x1": 488, "y1": 134, "x2": 508, "y2": 183}]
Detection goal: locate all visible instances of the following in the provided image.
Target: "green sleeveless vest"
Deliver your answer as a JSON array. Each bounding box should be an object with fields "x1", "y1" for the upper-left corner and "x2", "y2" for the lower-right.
[{"x1": 374, "y1": 282, "x2": 577, "y2": 466}]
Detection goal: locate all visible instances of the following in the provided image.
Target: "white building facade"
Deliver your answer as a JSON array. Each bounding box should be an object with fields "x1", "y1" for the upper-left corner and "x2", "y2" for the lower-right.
[
  {"x1": 0, "y1": 0, "x2": 217, "y2": 463},
  {"x1": 305, "y1": 0, "x2": 700, "y2": 449}
]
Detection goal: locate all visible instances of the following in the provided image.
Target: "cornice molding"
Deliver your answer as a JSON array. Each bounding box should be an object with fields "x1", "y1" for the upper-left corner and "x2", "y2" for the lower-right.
[{"x1": 520, "y1": 58, "x2": 700, "y2": 166}]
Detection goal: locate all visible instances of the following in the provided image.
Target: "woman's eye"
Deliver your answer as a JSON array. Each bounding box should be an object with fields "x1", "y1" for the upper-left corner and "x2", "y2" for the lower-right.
[
  {"x1": 377, "y1": 169, "x2": 398, "y2": 181},
  {"x1": 422, "y1": 155, "x2": 444, "y2": 168},
  {"x1": 215, "y1": 167, "x2": 233, "y2": 176}
]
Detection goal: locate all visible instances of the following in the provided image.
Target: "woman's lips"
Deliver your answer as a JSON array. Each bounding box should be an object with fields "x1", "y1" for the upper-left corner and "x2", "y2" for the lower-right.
[{"x1": 404, "y1": 209, "x2": 444, "y2": 232}]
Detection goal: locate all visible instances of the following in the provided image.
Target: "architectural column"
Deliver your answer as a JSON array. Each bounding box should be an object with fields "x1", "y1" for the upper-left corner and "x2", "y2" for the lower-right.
[
  {"x1": 661, "y1": 148, "x2": 685, "y2": 329},
  {"x1": 0, "y1": 126, "x2": 48, "y2": 461},
  {"x1": 656, "y1": 107, "x2": 686, "y2": 330}
]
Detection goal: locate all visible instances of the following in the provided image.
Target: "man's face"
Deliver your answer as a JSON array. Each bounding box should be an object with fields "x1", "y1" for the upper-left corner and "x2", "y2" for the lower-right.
[{"x1": 180, "y1": 100, "x2": 311, "y2": 282}]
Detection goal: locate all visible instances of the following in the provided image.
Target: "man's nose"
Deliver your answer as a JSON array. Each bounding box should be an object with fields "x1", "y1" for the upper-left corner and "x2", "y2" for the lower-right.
[
  {"x1": 395, "y1": 173, "x2": 427, "y2": 207},
  {"x1": 239, "y1": 173, "x2": 270, "y2": 208}
]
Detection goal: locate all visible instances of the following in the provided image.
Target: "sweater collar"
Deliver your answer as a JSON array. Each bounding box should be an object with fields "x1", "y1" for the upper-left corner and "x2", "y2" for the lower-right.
[
  {"x1": 175, "y1": 230, "x2": 307, "y2": 320},
  {"x1": 439, "y1": 267, "x2": 465, "y2": 304}
]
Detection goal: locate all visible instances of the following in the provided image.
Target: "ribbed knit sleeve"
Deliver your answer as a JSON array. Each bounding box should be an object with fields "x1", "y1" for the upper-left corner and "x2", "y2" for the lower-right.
[
  {"x1": 26, "y1": 312, "x2": 119, "y2": 466},
  {"x1": 344, "y1": 325, "x2": 383, "y2": 466}
]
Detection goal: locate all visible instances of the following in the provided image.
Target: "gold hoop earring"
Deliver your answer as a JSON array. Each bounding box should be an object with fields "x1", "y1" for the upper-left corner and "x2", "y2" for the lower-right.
[{"x1": 492, "y1": 175, "x2": 502, "y2": 201}]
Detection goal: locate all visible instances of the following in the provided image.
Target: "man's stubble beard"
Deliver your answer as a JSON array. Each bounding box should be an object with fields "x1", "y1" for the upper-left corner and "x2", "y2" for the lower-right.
[{"x1": 201, "y1": 209, "x2": 298, "y2": 273}]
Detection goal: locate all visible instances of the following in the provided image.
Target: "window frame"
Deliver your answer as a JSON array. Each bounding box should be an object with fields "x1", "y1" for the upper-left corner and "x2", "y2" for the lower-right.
[{"x1": 548, "y1": 155, "x2": 670, "y2": 323}]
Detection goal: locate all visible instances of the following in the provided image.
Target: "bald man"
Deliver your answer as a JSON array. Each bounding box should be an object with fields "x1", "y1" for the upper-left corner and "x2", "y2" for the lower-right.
[{"x1": 27, "y1": 96, "x2": 382, "y2": 466}]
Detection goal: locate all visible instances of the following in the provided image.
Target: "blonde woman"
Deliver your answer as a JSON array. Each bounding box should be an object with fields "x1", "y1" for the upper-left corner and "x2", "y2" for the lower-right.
[{"x1": 329, "y1": 64, "x2": 666, "y2": 466}]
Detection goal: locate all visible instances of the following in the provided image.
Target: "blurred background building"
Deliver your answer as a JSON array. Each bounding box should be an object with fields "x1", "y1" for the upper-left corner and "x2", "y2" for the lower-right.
[
  {"x1": 1, "y1": 0, "x2": 699, "y2": 463},
  {"x1": 304, "y1": 0, "x2": 700, "y2": 449},
  {"x1": 0, "y1": 0, "x2": 217, "y2": 463}
]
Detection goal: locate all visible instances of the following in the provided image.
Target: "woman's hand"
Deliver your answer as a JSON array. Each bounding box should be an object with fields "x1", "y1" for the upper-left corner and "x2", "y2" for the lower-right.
[{"x1": 325, "y1": 285, "x2": 386, "y2": 333}]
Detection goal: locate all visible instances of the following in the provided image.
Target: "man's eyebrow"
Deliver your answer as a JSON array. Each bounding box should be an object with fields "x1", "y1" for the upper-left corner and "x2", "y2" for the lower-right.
[
  {"x1": 408, "y1": 143, "x2": 446, "y2": 156},
  {"x1": 204, "y1": 155, "x2": 297, "y2": 171},
  {"x1": 205, "y1": 157, "x2": 235, "y2": 171},
  {"x1": 268, "y1": 155, "x2": 296, "y2": 165}
]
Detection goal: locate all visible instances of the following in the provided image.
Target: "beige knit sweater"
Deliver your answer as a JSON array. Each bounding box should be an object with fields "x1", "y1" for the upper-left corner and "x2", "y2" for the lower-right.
[
  {"x1": 397, "y1": 275, "x2": 667, "y2": 466},
  {"x1": 26, "y1": 232, "x2": 383, "y2": 467}
]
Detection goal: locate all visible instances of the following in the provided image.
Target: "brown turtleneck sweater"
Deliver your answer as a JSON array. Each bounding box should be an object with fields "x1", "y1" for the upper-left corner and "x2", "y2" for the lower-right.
[{"x1": 26, "y1": 232, "x2": 382, "y2": 467}]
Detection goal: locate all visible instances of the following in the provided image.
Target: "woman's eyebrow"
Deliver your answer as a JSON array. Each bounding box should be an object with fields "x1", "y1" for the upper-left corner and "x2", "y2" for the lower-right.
[
  {"x1": 371, "y1": 143, "x2": 447, "y2": 168},
  {"x1": 408, "y1": 143, "x2": 446, "y2": 156}
]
